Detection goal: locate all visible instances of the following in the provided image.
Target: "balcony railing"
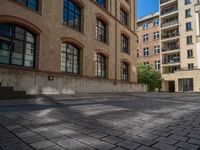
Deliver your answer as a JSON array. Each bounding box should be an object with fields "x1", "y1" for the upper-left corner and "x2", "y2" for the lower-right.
[
  {"x1": 160, "y1": 0, "x2": 175, "y2": 4},
  {"x1": 163, "y1": 59, "x2": 180, "y2": 64},
  {"x1": 161, "y1": 20, "x2": 178, "y2": 28},
  {"x1": 162, "y1": 46, "x2": 180, "y2": 52},
  {"x1": 162, "y1": 32, "x2": 179, "y2": 40},
  {"x1": 161, "y1": 7, "x2": 178, "y2": 16}
]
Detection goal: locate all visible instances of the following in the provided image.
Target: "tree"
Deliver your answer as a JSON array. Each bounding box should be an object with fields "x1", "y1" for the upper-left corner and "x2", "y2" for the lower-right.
[{"x1": 137, "y1": 63, "x2": 162, "y2": 91}]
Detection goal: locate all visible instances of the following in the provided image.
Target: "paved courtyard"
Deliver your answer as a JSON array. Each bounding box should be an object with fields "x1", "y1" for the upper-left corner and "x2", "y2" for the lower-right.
[{"x1": 0, "y1": 93, "x2": 200, "y2": 150}]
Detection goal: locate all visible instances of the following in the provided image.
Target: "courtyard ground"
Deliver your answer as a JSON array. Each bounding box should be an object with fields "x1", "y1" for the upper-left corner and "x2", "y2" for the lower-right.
[{"x1": 0, "y1": 93, "x2": 200, "y2": 150}]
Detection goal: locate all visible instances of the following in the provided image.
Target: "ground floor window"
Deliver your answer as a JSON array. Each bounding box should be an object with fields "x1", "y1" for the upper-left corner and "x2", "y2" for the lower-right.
[
  {"x1": 0, "y1": 23, "x2": 35, "y2": 68},
  {"x1": 61, "y1": 43, "x2": 80, "y2": 74},
  {"x1": 178, "y1": 78, "x2": 193, "y2": 92},
  {"x1": 121, "y1": 62, "x2": 129, "y2": 81},
  {"x1": 95, "y1": 53, "x2": 106, "y2": 78}
]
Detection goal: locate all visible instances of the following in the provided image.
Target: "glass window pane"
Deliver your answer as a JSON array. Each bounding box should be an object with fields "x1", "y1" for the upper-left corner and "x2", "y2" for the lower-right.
[{"x1": 0, "y1": 40, "x2": 10, "y2": 64}]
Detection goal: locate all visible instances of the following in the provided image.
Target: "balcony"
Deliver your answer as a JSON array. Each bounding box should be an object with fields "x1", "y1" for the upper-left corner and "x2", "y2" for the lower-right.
[
  {"x1": 161, "y1": 19, "x2": 179, "y2": 29},
  {"x1": 161, "y1": 31, "x2": 179, "y2": 41},
  {"x1": 162, "y1": 65, "x2": 180, "y2": 74},
  {"x1": 161, "y1": 7, "x2": 178, "y2": 17},
  {"x1": 160, "y1": 0, "x2": 177, "y2": 6},
  {"x1": 163, "y1": 59, "x2": 180, "y2": 65},
  {"x1": 162, "y1": 46, "x2": 180, "y2": 53}
]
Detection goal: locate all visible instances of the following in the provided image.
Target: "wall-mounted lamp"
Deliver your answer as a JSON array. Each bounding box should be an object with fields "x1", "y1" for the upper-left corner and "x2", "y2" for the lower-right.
[{"x1": 48, "y1": 75, "x2": 54, "y2": 81}]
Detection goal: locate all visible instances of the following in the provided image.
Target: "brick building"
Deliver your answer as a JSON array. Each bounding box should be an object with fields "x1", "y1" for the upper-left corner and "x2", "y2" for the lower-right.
[
  {"x1": 136, "y1": 12, "x2": 161, "y2": 71},
  {"x1": 0, "y1": 0, "x2": 146, "y2": 94}
]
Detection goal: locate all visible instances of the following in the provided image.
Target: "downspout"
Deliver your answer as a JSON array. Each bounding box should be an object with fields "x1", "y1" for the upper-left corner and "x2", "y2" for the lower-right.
[{"x1": 114, "y1": 0, "x2": 118, "y2": 85}]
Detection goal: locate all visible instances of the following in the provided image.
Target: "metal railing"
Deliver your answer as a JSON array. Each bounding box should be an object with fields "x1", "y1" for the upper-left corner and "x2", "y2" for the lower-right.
[
  {"x1": 163, "y1": 59, "x2": 180, "y2": 64},
  {"x1": 161, "y1": 20, "x2": 178, "y2": 28},
  {"x1": 161, "y1": 7, "x2": 178, "y2": 16},
  {"x1": 162, "y1": 32, "x2": 179, "y2": 40},
  {"x1": 160, "y1": 0, "x2": 175, "y2": 4},
  {"x1": 162, "y1": 46, "x2": 180, "y2": 52}
]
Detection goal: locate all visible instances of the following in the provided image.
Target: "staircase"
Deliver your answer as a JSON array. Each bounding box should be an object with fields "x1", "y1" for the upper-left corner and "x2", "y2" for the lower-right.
[{"x1": 0, "y1": 82, "x2": 33, "y2": 99}]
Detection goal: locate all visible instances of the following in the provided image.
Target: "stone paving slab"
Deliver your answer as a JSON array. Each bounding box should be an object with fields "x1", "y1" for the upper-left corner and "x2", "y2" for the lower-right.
[{"x1": 0, "y1": 93, "x2": 200, "y2": 150}]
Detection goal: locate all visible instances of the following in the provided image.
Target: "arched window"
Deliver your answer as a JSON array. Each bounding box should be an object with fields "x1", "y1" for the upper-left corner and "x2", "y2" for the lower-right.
[
  {"x1": 121, "y1": 61, "x2": 129, "y2": 80},
  {"x1": 61, "y1": 43, "x2": 80, "y2": 74},
  {"x1": 96, "y1": 0, "x2": 106, "y2": 8},
  {"x1": 95, "y1": 53, "x2": 106, "y2": 78},
  {"x1": 96, "y1": 19, "x2": 106, "y2": 43},
  {"x1": 63, "y1": 0, "x2": 81, "y2": 31},
  {"x1": 0, "y1": 23, "x2": 36, "y2": 68}
]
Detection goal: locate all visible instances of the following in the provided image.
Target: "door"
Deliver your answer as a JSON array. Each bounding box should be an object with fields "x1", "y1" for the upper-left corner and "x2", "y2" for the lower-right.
[{"x1": 168, "y1": 81, "x2": 175, "y2": 92}]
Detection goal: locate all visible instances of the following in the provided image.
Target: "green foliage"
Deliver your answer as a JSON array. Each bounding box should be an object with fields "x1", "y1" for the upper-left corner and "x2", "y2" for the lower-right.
[{"x1": 137, "y1": 63, "x2": 162, "y2": 91}]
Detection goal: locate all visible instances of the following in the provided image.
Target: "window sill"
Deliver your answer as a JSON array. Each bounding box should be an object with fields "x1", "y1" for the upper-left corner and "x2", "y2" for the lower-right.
[
  {"x1": 95, "y1": 39, "x2": 109, "y2": 46},
  {"x1": 121, "y1": 51, "x2": 130, "y2": 55},
  {"x1": 62, "y1": 22, "x2": 84, "y2": 34},
  {"x1": 187, "y1": 57, "x2": 195, "y2": 59},
  {"x1": 8, "y1": 0, "x2": 42, "y2": 16}
]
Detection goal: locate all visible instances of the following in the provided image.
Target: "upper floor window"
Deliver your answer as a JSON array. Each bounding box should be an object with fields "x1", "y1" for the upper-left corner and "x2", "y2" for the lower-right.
[
  {"x1": 143, "y1": 47, "x2": 149, "y2": 57},
  {"x1": 121, "y1": 62, "x2": 129, "y2": 81},
  {"x1": 155, "y1": 61, "x2": 160, "y2": 71},
  {"x1": 186, "y1": 22, "x2": 192, "y2": 31},
  {"x1": 154, "y1": 45, "x2": 160, "y2": 54},
  {"x1": 95, "y1": 53, "x2": 106, "y2": 78},
  {"x1": 186, "y1": 35, "x2": 193, "y2": 44},
  {"x1": 153, "y1": 18, "x2": 159, "y2": 26},
  {"x1": 154, "y1": 31, "x2": 160, "y2": 40},
  {"x1": 143, "y1": 34, "x2": 148, "y2": 42},
  {"x1": 63, "y1": 0, "x2": 81, "y2": 31},
  {"x1": 61, "y1": 43, "x2": 80, "y2": 74},
  {"x1": 120, "y1": 9, "x2": 128, "y2": 26},
  {"x1": 185, "y1": 0, "x2": 191, "y2": 5},
  {"x1": 96, "y1": 19, "x2": 106, "y2": 43},
  {"x1": 0, "y1": 23, "x2": 36, "y2": 68},
  {"x1": 15, "y1": 0, "x2": 38, "y2": 11},
  {"x1": 121, "y1": 34, "x2": 129, "y2": 53},
  {"x1": 143, "y1": 22, "x2": 148, "y2": 29},
  {"x1": 188, "y1": 63, "x2": 194, "y2": 70},
  {"x1": 187, "y1": 49, "x2": 193, "y2": 58},
  {"x1": 185, "y1": 9, "x2": 192, "y2": 18},
  {"x1": 96, "y1": 0, "x2": 106, "y2": 8}
]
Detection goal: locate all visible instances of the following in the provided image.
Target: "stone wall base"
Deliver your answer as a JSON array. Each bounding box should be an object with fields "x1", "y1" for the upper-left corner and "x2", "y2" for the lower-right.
[{"x1": 0, "y1": 68, "x2": 147, "y2": 94}]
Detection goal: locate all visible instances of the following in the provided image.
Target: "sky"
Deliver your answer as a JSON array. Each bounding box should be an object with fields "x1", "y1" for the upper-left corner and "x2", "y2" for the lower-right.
[{"x1": 137, "y1": 0, "x2": 159, "y2": 19}]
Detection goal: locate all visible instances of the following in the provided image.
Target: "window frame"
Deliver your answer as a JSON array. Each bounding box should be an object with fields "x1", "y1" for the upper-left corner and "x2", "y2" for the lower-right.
[
  {"x1": 61, "y1": 43, "x2": 80, "y2": 74},
  {"x1": 96, "y1": 18, "x2": 107, "y2": 43},
  {"x1": 121, "y1": 34, "x2": 129, "y2": 53},
  {"x1": 63, "y1": 0, "x2": 82, "y2": 31},
  {"x1": 15, "y1": 0, "x2": 39, "y2": 11},
  {"x1": 95, "y1": 53, "x2": 107, "y2": 78},
  {"x1": 121, "y1": 61, "x2": 129, "y2": 81},
  {"x1": 0, "y1": 23, "x2": 36, "y2": 68}
]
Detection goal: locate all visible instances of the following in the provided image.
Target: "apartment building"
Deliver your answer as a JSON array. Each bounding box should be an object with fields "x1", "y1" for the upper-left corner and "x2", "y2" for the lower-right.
[
  {"x1": 160, "y1": 0, "x2": 200, "y2": 92},
  {"x1": 0, "y1": 0, "x2": 146, "y2": 94},
  {"x1": 137, "y1": 12, "x2": 161, "y2": 71}
]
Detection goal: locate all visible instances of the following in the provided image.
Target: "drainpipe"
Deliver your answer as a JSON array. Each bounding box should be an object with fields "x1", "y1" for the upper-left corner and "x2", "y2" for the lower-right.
[{"x1": 114, "y1": 0, "x2": 118, "y2": 85}]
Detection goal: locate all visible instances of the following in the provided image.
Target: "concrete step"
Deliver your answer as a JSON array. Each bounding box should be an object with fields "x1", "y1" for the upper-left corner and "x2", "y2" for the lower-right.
[
  {"x1": 0, "y1": 83, "x2": 33, "y2": 100},
  {"x1": 0, "y1": 87, "x2": 14, "y2": 94},
  {"x1": 0, "y1": 94, "x2": 34, "y2": 100}
]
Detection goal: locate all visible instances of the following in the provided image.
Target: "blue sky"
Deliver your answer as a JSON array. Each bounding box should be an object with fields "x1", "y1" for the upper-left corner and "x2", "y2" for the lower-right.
[{"x1": 137, "y1": 0, "x2": 159, "y2": 19}]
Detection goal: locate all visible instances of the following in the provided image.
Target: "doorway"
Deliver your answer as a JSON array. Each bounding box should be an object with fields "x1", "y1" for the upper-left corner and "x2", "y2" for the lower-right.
[{"x1": 168, "y1": 81, "x2": 175, "y2": 92}]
